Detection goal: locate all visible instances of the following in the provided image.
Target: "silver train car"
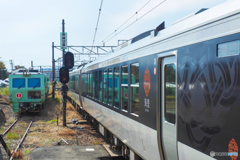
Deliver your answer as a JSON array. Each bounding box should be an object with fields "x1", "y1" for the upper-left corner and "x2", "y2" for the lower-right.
[{"x1": 68, "y1": 1, "x2": 240, "y2": 159}]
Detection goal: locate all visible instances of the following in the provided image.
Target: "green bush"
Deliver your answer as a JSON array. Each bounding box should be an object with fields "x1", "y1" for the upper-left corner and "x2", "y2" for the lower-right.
[
  {"x1": 48, "y1": 119, "x2": 57, "y2": 123},
  {"x1": 54, "y1": 97, "x2": 61, "y2": 103},
  {"x1": 0, "y1": 87, "x2": 9, "y2": 96}
]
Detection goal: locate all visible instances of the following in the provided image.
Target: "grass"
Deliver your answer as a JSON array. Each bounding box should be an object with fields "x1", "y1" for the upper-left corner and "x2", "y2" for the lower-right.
[
  {"x1": 0, "y1": 126, "x2": 4, "y2": 134},
  {"x1": 6, "y1": 132, "x2": 19, "y2": 140},
  {"x1": 57, "y1": 128, "x2": 76, "y2": 136},
  {"x1": 48, "y1": 119, "x2": 57, "y2": 123},
  {"x1": 54, "y1": 97, "x2": 61, "y2": 103},
  {"x1": 45, "y1": 139, "x2": 55, "y2": 145},
  {"x1": 0, "y1": 87, "x2": 9, "y2": 96},
  {"x1": 23, "y1": 149, "x2": 32, "y2": 156}
]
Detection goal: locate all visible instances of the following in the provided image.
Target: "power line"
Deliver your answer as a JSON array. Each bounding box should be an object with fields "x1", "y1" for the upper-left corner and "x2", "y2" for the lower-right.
[
  {"x1": 90, "y1": 0, "x2": 104, "y2": 55},
  {"x1": 100, "y1": 0, "x2": 166, "y2": 45},
  {"x1": 99, "y1": 0, "x2": 152, "y2": 45}
]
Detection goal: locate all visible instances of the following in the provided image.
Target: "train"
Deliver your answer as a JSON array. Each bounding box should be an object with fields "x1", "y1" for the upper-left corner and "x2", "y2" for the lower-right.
[
  {"x1": 67, "y1": 1, "x2": 240, "y2": 159},
  {"x1": 9, "y1": 69, "x2": 49, "y2": 113}
]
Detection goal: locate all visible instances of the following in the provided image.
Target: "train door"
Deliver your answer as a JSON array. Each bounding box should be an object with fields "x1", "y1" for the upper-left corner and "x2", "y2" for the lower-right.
[{"x1": 160, "y1": 55, "x2": 178, "y2": 160}]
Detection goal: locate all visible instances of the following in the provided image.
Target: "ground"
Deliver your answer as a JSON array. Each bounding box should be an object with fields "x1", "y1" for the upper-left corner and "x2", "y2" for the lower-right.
[{"x1": 0, "y1": 91, "x2": 107, "y2": 160}]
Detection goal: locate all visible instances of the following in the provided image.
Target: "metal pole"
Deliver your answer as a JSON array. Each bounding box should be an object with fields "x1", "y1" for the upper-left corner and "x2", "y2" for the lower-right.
[
  {"x1": 62, "y1": 19, "x2": 66, "y2": 126},
  {"x1": 52, "y1": 42, "x2": 55, "y2": 99},
  {"x1": 31, "y1": 61, "x2": 33, "y2": 68}
]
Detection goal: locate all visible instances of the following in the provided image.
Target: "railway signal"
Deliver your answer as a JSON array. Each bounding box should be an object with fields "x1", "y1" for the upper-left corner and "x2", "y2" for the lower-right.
[
  {"x1": 61, "y1": 84, "x2": 68, "y2": 92},
  {"x1": 65, "y1": 52, "x2": 74, "y2": 69},
  {"x1": 59, "y1": 67, "x2": 69, "y2": 84}
]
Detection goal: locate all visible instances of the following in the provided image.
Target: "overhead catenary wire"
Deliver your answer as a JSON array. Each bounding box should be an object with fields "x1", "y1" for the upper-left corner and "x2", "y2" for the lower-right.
[
  {"x1": 99, "y1": 0, "x2": 152, "y2": 45},
  {"x1": 90, "y1": 0, "x2": 104, "y2": 56},
  {"x1": 99, "y1": 0, "x2": 166, "y2": 45}
]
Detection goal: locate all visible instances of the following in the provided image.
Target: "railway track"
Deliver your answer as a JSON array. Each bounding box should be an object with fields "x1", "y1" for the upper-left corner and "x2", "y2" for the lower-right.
[{"x1": 0, "y1": 117, "x2": 34, "y2": 159}]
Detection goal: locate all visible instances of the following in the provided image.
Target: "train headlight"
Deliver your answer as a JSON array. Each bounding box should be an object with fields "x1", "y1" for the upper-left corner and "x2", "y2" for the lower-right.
[
  {"x1": 20, "y1": 104, "x2": 23, "y2": 107},
  {"x1": 34, "y1": 104, "x2": 37, "y2": 106}
]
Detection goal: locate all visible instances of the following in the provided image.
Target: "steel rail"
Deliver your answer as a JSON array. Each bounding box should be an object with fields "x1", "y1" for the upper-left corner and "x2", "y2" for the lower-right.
[
  {"x1": 2, "y1": 118, "x2": 18, "y2": 136},
  {"x1": 0, "y1": 118, "x2": 19, "y2": 157},
  {"x1": 10, "y1": 119, "x2": 34, "y2": 160}
]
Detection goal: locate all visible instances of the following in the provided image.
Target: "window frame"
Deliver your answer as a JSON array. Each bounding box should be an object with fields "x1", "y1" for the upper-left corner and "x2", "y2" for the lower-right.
[
  {"x1": 130, "y1": 62, "x2": 139, "y2": 117},
  {"x1": 113, "y1": 66, "x2": 120, "y2": 109},
  {"x1": 103, "y1": 69, "x2": 108, "y2": 104},
  {"x1": 164, "y1": 63, "x2": 176, "y2": 125},
  {"x1": 27, "y1": 77, "x2": 41, "y2": 88},
  {"x1": 12, "y1": 78, "x2": 26, "y2": 89},
  {"x1": 217, "y1": 39, "x2": 240, "y2": 58},
  {"x1": 121, "y1": 65, "x2": 129, "y2": 112}
]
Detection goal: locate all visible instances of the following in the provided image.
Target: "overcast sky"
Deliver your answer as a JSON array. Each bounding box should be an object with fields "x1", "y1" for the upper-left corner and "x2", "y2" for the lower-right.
[{"x1": 0, "y1": 0, "x2": 226, "y2": 71}]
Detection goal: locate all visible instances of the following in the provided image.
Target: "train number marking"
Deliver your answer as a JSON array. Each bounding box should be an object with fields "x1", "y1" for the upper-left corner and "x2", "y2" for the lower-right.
[{"x1": 16, "y1": 93, "x2": 22, "y2": 99}]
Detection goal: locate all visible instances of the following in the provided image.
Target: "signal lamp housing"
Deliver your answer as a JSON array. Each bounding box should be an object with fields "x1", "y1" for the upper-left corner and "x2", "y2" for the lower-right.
[{"x1": 59, "y1": 67, "x2": 69, "y2": 84}]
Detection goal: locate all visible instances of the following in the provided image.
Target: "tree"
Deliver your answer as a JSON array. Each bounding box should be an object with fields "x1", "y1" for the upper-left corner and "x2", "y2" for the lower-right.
[
  {"x1": 0, "y1": 61, "x2": 8, "y2": 80},
  {"x1": 14, "y1": 65, "x2": 25, "y2": 70}
]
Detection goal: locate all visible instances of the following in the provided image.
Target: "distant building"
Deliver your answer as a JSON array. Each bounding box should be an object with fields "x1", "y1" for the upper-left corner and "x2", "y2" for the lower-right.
[{"x1": 43, "y1": 70, "x2": 59, "y2": 82}]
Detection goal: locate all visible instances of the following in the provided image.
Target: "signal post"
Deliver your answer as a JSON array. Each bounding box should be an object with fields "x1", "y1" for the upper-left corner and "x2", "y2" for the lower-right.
[
  {"x1": 59, "y1": 19, "x2": 74, "y2": 126},
  {"x1": 59, "y1": 52, "x2": 74, "y2": 126}
]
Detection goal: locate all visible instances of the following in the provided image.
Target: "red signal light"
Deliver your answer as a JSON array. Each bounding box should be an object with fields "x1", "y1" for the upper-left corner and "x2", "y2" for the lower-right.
[{"x1": 59, "y1": 67, "x2": 69, "y2": 83}]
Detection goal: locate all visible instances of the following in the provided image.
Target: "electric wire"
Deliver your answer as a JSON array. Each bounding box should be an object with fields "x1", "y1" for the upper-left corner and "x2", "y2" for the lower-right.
[
  {"x1": 101, "y1": 0, "x2": 152, "y2": 45},
  {"x1": 98, "y1": 0, "x2": 152, "y2": 46},
  {"x1": 90, "y1": 0, "x2": 104, "y2": 55},
  {"x1": 100, "y1": 0, "x2": 166, "y2": 45}
]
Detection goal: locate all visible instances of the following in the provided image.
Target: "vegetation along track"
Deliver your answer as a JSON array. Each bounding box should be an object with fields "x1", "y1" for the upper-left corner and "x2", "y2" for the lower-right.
[{"x1": 0, "y1": 116, "x2": 34, "y2": 159}]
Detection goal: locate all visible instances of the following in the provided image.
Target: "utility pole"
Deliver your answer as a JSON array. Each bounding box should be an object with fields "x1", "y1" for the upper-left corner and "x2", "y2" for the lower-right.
[
  {"x1": 62, "y1": 19, "x2": 67, "y2": 127},
  {"x1": 9, "y1": 60, "x2": 13, "y2": 71},
  {"x1": 52, "y1": 42, "x2": 55, "y2": 99}
]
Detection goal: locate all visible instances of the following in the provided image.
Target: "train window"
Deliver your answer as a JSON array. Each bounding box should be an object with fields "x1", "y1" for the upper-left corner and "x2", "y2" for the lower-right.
[
  {"x1": 108, "y1": 68, "x2": 113, "y2": 106},
  {"x1": 89, "y1": 72, "x2": 93, "y2": 97},
  {"x1": 121, "y1": 65, "x2": 128, "y2": 112},
  {"x1": 87, "y1": 73, "x2": 90, "y2": 96},
  {"x1": 114, "y1": 67, "x2": 120, "y2": 109},
  {"x1": 99, "y1": 70, "x2": 103, "y2": 101},
  {"x1": 86, "y1": 73, "x2": 90, "y2": 95},
  {"x1": 82, "y1": 73, "x2": 87, "y2": 96},
  {"x1": 164, "y1": 64, "x2": 176, "y2": 124},
  {"x1": 218, "y1": 40, "x2": 240, "y2": 57},
  {"x1": 75, "y1": 75, "x2": 79, "y2": 94},
  {"x1": 93, "y1": 72, "x2": 95, "y2": 98},
  {"x1": 28, "y1": 78, "x2": 41, "y2": 88},
  {"x1": 28, "y1": 91, "x2": 41, "y2": 99},
  {"x1": 70, "y1": 75, "x2": 75, "y2": 91},
  {"x1": 103, "y1": 69, "x2": 108, "y2": 103},
  {"x1": 95, "y1": 71, "x2": 99, "y2": 100},
  {"x1": 12, "y1": 78, "x2": 25, "y2": 88},
  {"x1": 130, "y1": 63, "x2": 139, "y2": 116}
]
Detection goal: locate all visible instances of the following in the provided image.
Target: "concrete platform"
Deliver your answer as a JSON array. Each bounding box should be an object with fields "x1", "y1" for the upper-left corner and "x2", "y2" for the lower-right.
[{"x1": 31, "y1": 145, "x2": 111, "y2": 160}]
